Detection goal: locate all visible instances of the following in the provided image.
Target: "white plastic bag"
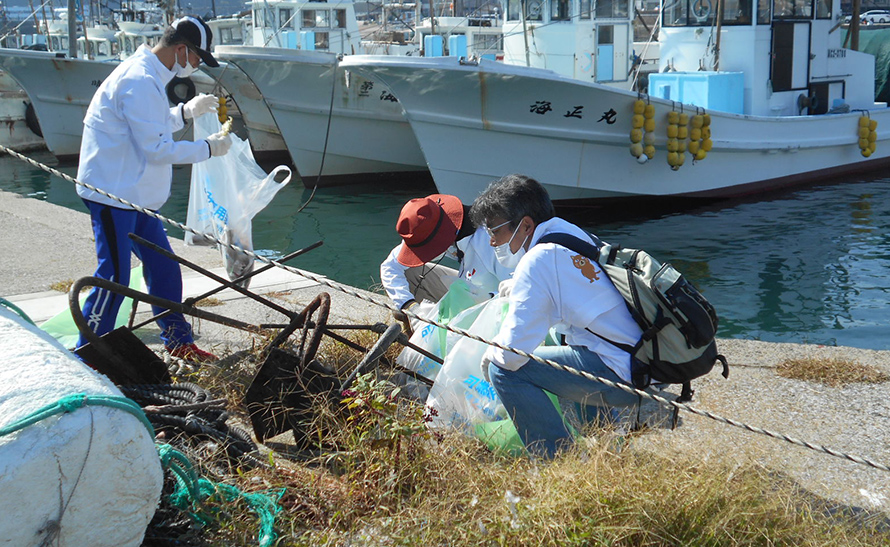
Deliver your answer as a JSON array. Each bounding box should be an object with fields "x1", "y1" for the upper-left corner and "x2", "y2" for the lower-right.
[
  {"x1": 426, "y1": 296, "x2": 511, "y2": 434},
  {"x1": 186, "y1": 113, "x2": 291, "y2": 288},
  {"x1": 395, "y1": 279, "x2": 492, "y2": 381}
]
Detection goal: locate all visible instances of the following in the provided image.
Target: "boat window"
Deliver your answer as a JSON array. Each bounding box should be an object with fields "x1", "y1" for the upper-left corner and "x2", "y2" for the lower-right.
[
  {"x1": 61, "y1": 37, "x2": 68, "y2": 50},
  {"x1": 279, "y1": 8, "x2": 294, "y2": 28},
  {"x1": 265, "y1": 8, "x2": 276, "y2": 28},
  {"x1": 552, "y1": 0, "x2": 571, "y2": 20},
  {"x1": 596, "y1": 0, "x2": 629, "y2": 19},
  {"x1": 98, "y1": 41, "x2": 109, "y2": 56},
  {"x1": 526, "y1": 0, "x2": 544, "y2": 21},
  {"x1": 663, "y1": 0, "x2": 717, "y2": 26},
  {"x1": 302, "y1": 9, "x2": 331, "y2": 28},
  {"x1": 773, "y1": 0, "x2": 812, "y2": 19},
  {"x1": 757, "y1": 0, "x2": 771, "y2": 23},
  {"x1": 315, "y1": 31, "x2": 329, "y2": 49},
  {"x1": 334, "y1": 9, "x2": 347, "y2": 28},
  {"x1": 221, "y1": 27, "x2": 234, "y2": 43},
  {"x1": 815, "y1": 0, "x2": 830, "y2": 19},
  {"x1": 253, "y1": 8, "x2": 262, "y2": 28},
  {"x1": 580, "y1": 0, "x2": 592, "y2": 18},
  {"x1": 111, "y1": 41, "x2": 119, "y2": 56},
  {"x1": 722, "y1": 0, "x2": 753, "y2": 24},
  {"x1": 475, "y1": 32, "x2": 503, "y2": 54},
  {"x1": 507, "y1": 0, "x2": 521, "y2": 20}
]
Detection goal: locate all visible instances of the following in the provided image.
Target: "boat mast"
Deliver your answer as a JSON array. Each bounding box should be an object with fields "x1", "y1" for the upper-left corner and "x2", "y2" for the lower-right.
[
  {"x1": 67, "y1": 0, "x2": 76, "y2": 57},
  {"x1": 520, "y1": 0, "x2": 530, "y2": 66},
  {"x1": 713, "y1": 0, "x2": 723, "y2": 70},
  {"x1": 850, "y1": 0, "x2": 860, "y2": 50}
]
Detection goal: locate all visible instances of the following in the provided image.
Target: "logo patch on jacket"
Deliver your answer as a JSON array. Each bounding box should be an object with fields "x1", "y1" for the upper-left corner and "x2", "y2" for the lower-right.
[{"x1": 571, "y1": 254, "x2": 600, "y2": 282}]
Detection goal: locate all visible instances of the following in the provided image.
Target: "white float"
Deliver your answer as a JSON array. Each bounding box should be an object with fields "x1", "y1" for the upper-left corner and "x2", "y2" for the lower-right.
[{"x1": 0, "y1": 306, "x2": 163, "y2": 547}]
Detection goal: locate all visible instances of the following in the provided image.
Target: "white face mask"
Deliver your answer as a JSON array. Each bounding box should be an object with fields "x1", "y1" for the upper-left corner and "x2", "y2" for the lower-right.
[
  {"x1": 494, "y1": 222, "x2": 526, "y2": 268},
  {"x1": 173, "y1": 48, "x2": 197, "y2": 78}
]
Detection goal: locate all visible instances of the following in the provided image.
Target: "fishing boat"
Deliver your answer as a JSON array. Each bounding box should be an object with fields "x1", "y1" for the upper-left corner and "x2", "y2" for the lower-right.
[
  {"x1": 339, "y1": 0, "x2": 890, "y2": 203},
  {"x1": 214, "y1": 0, "x2": 430, "y2": 183}
]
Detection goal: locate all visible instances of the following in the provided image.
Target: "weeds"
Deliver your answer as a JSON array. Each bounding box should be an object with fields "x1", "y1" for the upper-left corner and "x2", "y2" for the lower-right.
[
  {"x1": 155, "y1": 331, "x2": 890, "y2": 546},
  {"x1": 777, "y1": 357, "x2": 890, "y2": 387}
]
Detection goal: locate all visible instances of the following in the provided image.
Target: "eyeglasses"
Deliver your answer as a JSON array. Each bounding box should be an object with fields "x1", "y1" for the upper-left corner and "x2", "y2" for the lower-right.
[{"x1": 485, "y1": 220, "x2": 511, "y2": 238}]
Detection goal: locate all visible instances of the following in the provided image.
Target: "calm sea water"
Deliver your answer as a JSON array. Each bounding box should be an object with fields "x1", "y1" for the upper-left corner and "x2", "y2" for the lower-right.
[{"x1": 3, "y1": 150, "x2": 890, "y2": 350}]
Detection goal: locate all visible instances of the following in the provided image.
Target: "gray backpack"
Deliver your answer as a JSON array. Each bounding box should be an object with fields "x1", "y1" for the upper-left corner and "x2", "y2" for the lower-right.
[{"x1": 537, "y1": 233, "x2": 729, "y2": 411}]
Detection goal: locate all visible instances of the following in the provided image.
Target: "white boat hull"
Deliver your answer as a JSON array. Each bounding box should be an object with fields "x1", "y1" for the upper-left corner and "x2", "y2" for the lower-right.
[
  {"x1": 341, "y1": 56, "x2": 890, "y2": 203},
  {"x1": 0, "y1": 49, "x2": 114, "y2": 160},
  {"x1": 216, "y1": 46, "x2": 427, "y2": 183}
]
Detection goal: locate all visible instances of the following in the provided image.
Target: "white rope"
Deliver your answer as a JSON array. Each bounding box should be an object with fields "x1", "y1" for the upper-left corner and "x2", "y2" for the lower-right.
[{"x1": 2, "y1": 143, "x2": 888, "y2": 473}]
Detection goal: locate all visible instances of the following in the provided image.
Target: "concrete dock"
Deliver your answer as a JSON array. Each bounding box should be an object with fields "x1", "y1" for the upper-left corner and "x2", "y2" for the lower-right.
[{"x1": 0, "y1": 190, "x2": 391, "y2": 354}]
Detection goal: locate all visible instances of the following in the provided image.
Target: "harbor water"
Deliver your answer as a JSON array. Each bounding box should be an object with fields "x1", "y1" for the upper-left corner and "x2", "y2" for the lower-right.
[{"x1": 1, "y1": 150, "x2": 889, "y2": 351}]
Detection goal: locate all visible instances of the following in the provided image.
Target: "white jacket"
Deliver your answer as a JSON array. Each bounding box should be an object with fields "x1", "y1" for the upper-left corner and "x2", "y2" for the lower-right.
[
  {"x1": 380, "y1": 226, "x2": 515, "y2": 308},
  {"x1": 77, "y1": 45, "x2": 210, "y2": 210},
  {"x1": 483, "y1": 217, "x2": 643, "y2": 384}
]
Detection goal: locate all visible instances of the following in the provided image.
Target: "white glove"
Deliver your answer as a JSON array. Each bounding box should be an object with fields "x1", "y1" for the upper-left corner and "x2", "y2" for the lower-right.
[
  {"x1": 206, "y1": 131, "x2": 232, "y2": 157},
  {"x1": 183, "y1": 93, "x2": 218, "y2": 119},
  {"x1": 498, "y1": 278, "x2": 514, "y2": 298}
]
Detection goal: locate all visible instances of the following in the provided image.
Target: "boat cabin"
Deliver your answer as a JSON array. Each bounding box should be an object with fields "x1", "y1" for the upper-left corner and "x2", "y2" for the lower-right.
[
  {"x1": 656, "y1": 0, "x2": 876, "y2": 116},
  {"x1": 501, "y1": 0, "x2": 644, "y2": 86},
  {"x1": 249, "y1": 0, "x2": 362, "y2": 54}
]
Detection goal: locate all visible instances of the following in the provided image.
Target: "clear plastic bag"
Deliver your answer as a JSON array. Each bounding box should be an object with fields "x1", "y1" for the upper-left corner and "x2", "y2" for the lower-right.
[
  {"x1": 426, "y1": 296, "x2": 511, "y2": 434},
  {"x1": 395, "y1": 279, "x2": 492, "y2": 381},
  {"x1": 185, "y1": 114, "x2": 291, "y2": 288}
]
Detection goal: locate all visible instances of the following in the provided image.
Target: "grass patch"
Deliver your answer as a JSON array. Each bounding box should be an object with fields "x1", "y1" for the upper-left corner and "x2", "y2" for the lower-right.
[
  {"x1": 194, "y1": 297, "x2": 225, "y2": 307},
  {"x1": 777, "y1": 357, "x2": 890, "y2": 387},
  {"x1": 157, "y1": 331, "x2": 890, "y2": 546},
  {"x1": 49, "y1": 279, "x2": 74, "y2": 293}
]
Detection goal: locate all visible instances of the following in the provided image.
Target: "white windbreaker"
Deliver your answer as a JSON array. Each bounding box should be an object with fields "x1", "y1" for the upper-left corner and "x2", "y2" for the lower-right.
[
  {"x1": 76, "y1": 45, "x2": 210, "y2": 210},
  {"x1": 380, "y1": 226, "x2": 515, "y2": 308},
  {"x1": 483, "y1": 217, "x2": 643, "y2": 384}
]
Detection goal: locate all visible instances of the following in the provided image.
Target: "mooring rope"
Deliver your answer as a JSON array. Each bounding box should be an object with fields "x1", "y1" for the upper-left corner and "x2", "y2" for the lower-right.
[{"x1": 2, "y1": 143, "x2": 888, "y2": 473}]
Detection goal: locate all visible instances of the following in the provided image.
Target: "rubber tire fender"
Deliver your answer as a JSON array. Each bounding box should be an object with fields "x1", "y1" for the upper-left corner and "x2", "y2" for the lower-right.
[
  {"x1": 24, "y1": 101, "x2": 42, "y2": 137},
  {"x1": 166, "y1": 76, "x2": 196, "y2": 105}
]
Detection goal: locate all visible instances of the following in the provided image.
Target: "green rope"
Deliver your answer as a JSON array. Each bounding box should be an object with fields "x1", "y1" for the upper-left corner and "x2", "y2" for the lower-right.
[
  {"x1": 156, "y1": 444, "x2": 284, "y2": 547},
  {"x1": 0, "y1": 393, "x2": 155, "y2": 438},
  {"x1": 0, "y1": 297, "x2": 36, "y2": 326}
]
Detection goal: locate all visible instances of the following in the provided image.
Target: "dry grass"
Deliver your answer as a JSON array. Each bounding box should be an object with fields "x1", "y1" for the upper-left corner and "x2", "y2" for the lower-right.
[
  {"x1": 157, "y1": 332, "x2": 890, "y2": 547},
  {"x1": 777, "y1": 357, "x2": 890, "y2": 387},
  {"x1": 194, "y1": 297, "x2": 225, "y2": 307},
  {"x1": 50, "y1": 279, "x2": 74, "y2": 293}
]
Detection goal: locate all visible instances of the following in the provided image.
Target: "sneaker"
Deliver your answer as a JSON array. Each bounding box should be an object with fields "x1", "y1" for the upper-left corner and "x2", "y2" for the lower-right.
[{"x1": 166, "y1": 343, "x2": 218, "y2": 363}]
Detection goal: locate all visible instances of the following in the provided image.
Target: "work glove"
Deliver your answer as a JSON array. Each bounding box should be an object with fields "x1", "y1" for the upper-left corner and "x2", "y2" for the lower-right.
[
  {"x1": 498, "y1": 278, "x2": 514, "y2": 298},
  {"x1": 481, "y1": 357, "x2": 492, "y2": 383},
  {"x1": 183, "y1": 93, "x2": 218, "y2": 120},
  {"x1": 392, "y1": 299, "x2": 418, "y2": 337},
  {"x1": 206, "y1": 131, "x2": 232, "y2": 157}
]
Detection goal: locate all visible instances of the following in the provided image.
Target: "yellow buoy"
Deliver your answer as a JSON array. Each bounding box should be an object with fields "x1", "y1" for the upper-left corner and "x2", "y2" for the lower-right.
[
  {"x1": 217, "y1": 97, "x2": 228, "y2": 124},
  {"x1": 631, "y1": 128, "x2": 643, "y2": 143},
  {"x1": 667, "y1": 124, "x2": 678, "y2": 139},
  {"x1": 668, "y1": 111, "x2": 679, "y2": 125},
  {"x1": 634, "y1": 100, "x2": 646, "y2": 115}
]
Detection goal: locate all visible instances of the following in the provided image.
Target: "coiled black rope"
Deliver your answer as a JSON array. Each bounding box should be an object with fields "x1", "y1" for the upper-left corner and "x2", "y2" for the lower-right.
[{"x1": 119, "y1": 383, "x2": 264, "y2": 469}]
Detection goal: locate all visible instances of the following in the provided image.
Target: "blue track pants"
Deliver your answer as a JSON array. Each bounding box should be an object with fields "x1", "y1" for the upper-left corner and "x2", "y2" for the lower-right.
[{"x1": 77, "y1": 200, "x2": 194, "y2": 349}]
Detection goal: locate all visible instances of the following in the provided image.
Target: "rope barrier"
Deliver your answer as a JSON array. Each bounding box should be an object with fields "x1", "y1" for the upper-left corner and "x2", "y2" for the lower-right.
[{"x1": 2, "y1": 144, "x2": 888, "y2": 473}]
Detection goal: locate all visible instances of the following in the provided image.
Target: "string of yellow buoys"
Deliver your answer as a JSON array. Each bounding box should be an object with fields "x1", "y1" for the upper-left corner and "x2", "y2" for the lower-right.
[
  {"x1": 858, "y1": 114, "x2": 877, "y2": 157},
  {"x1": 629, "y1": 98, "x2": 712, "y2": 169}
]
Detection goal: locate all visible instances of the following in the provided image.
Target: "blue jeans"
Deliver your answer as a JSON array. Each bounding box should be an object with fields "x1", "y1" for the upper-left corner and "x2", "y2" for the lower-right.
[
  {"x1": 77, "y1": 200, "x2": 194, "y2": 349},
  {"x1": 489, "y1": 345, "x2": 639, "y2": 458}
]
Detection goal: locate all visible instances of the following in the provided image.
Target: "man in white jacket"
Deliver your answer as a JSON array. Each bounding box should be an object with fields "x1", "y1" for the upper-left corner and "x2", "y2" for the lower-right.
[
  {"x1": 472, "y1": 174, "x2": 643, "y2": 458},
  {"x1": 380, "y1": 193, "x2": 514, "y2": 333},
  {"x1": 75, "y1": 16, "x2": 232, "y2": 362}
]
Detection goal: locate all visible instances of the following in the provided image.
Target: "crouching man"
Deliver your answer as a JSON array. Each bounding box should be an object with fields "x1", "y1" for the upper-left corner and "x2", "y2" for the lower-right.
[{"x1": 473, "y1": 174, "x2": 643, "y2": 458}]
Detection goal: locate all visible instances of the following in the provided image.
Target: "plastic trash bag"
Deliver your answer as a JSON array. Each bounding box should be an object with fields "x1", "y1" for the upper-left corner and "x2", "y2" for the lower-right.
[
  {"x1": 185, "y1": 113, "x2": 291, "y2": 289},
  {"x1": 426, "y1": 296, "x2": 511, "y2": 435},
  {"x1": 40, "y1": 266, "x2": 144, "y2": 349},
  {"x1": 396, "y1": 279, "x2": 492, "y2": 382}
]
